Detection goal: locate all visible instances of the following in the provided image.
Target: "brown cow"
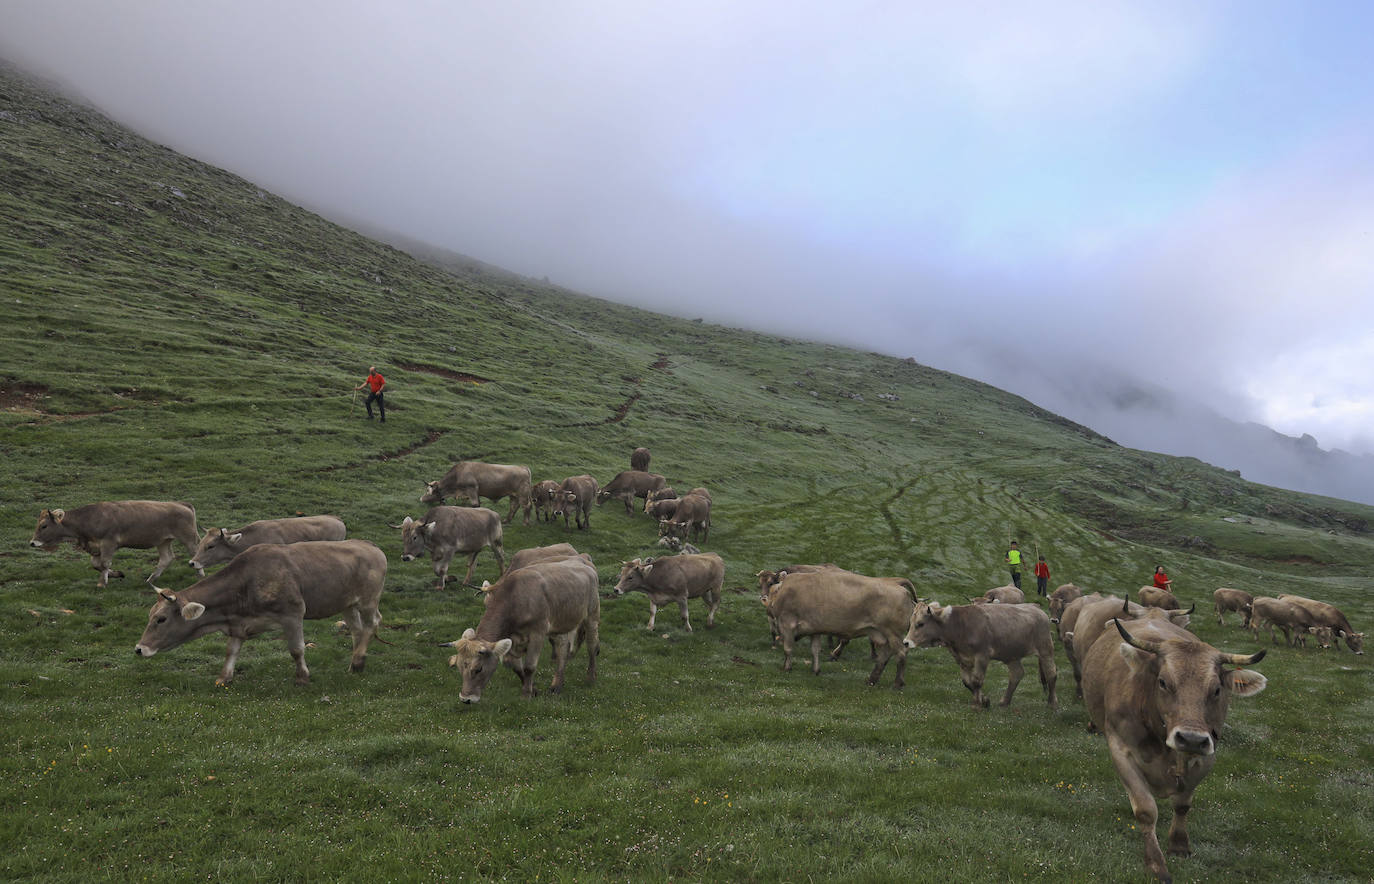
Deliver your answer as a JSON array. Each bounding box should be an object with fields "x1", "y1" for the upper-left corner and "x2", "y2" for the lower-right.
[
  {"x1": 657, "y1": 490, "x2": 711, "y2": 542},
  {"x1": 1056, "y1": 592, "x2": 1109, "y2": 697},
  {"x1": 1213, "y1": 588, "x2": 1253, "y2": 627},
  {"x1": 1278, "y1": 594, "x2": 1364, "y2": 654},
  {"x1": 421, "y1": 461, "x2": 533, "y2": 526},
  {"x1": 1082, "y1": 618, "x2": 1266, "y2": 883},
  {"x1": 643, "y1": 486, "x2": 677, "y2": 514},
  {"x1": 552, "y1": 474, "x2": 599, "y2": 530},
  {"x1": 767, "y1": 569, "x2": 914, "y2": 687},
  {"x1": 531, "y1": 480, "x2": 560, "y2": 523},
  {"x1": 976, "y1": 584, "x2": 1025, "y2": 605},
  {"x1": 188, "y1": 515, "x2": 346, "y2": 570},
  {"x1": 1250, "y1": 597, "x2": 1323, "y2": 647},
  {"x1": 134, "y1": 539, "x2": 386, "y2": 686},
  {"x1": 631, "y1": 447, "x2": 651, "y2": 471},
  {"x1": 903, "y1": 602, "x2": 1057, "y2": 709},
  {"x1": 1048, "y1": 583, "x2": 1084, "y2": 623},
  {"x1": 756, "y1": 563, "x2": 845, "y2": 651},
  {"x1": 1138, "y1": 586, "x2": 1182, "y2": 610},
  {"x1": 30, "y1": 501, "x2": 204, "y2": 588},
  {"x1": 441, "y1": 556, "x2": 600, "y2": 702},
  {"x1": 645, "y1": 495, "x2": 680, "y2": 521},
  {"x1": 507, "y1": 543, "x2": 580, "y2": 572},
  {"x1": 396, "y1": 506, "x2": 505, "y2": 588},
  {"x1": 614, "y1": 553, "x2": 725, "y2": 632},
  {"x1": 597, "y1": 470, "x2": 667, "y2": 514}
]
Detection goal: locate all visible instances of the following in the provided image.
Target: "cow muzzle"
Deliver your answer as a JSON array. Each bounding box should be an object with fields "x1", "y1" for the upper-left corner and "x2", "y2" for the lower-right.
[
  {"x1": 401, "y1": 554, "x2": 415, "y2": 562},
  {"x1": 902, "y1": 638, "x2": 916, "y2": 649},
  {"x1": 1166, "y1": 727, "x2": 1215, "y2": 756},
  {"x1": 134, "y1": 644, "x2": 156, "y2": 658},
  {"x1": 459, "y1": 694, "x2": 479, "y2": 704}
]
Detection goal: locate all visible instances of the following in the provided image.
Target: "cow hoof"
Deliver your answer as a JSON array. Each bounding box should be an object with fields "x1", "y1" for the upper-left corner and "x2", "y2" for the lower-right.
[
  {"x1": 295, "y1": 677, "x2": 310, "y2": 686},
  {"x1": 980, "y1": 697, "x2": 991, "y2": 708},
  {"x1": 350, "y1": 660, "x2": 366, "y2": 673}
]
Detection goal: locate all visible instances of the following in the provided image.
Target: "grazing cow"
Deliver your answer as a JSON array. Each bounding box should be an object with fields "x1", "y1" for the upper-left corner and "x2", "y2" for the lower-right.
[
  {"x1": 421, "y1": 461, "x2": 533, "y2": 526},
  {"x1": 507, "y1": 543, "x2": 580, "y2": 572},
  {"x1": 1213, "y1": 588, "x2": 1253, "y2": 628},
  {"x1": 1048, "y1": 583, "x2": 1084, "y2": 623},
  {"x1": 531, "y1": 480, "x2": 560, "y2": 523},
  {"x1": 597, "y1": 470, "x2": 667, "y2": 514},
  {"x1": 134, "y1": 539, "x2": 386, "y2": 686},
  {"x1": 188, "y1": 515, "x2": 346, "y2": 570},
  {"x1": 767, "y1": 569, "x2": 914, "y2": 687},
  {"x1": 645, "y1": 494, "x2": 681, "y2": 521},
  {"x1": 631, "y1": 447, "x2": 651, "y2": 471},
  {"x1": 903, "y1": 602, "x2": 1057, "y2": 710},
  {"x1": 1082, "y1": 618, "x2": 1266, "y2": 883},
  {"x1": 1138, "y1": 586, "x2": 1182, "y2": 610},
  {"x1": 441, "y1": 556, "x2": 600, "y2": 702},
  {"x1": 976, "y1": 584, "x2": 1025, "y2": 605},
  {"x1": 658, "y1": 490, "x2": 711, "y2": 542},
  {"x1": 643, "y1": 486, "x2": 677, "y2": 514},
  {"x1": 30, "y1": 501, "x2": 204, "y2": 588},
  {"x1": 395, "y1": 506, "x2": 505, "y2": 588},
  {"x1": 1278, "y1": 594, "x2": 1364, "y2": 654},
  {"x1": 614, "y1": 553, "x2": 725, "y2": 632},
  {"x1": 552, "y1": 474, "x2": 599, "y2": 530},
  {"x1": 1249, "y1": 597, "x2": 1322, "y2": 647}
]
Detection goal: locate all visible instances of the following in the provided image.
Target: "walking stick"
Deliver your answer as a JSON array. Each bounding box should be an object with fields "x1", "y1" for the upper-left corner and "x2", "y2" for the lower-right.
[{"x1": 350, "y1": 388, "x2": 359, "y2": 416}]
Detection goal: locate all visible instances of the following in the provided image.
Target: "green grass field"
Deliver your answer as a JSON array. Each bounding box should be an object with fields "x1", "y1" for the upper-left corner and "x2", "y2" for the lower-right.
[{"x1": 2, "y1": 62, "x2": 1372, "y2": 881}]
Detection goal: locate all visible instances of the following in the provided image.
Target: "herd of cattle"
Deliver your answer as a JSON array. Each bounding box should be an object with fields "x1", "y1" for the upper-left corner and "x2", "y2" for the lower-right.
[{"x1": 24, "y1": 449, "x2": 1367, "y2": 883}]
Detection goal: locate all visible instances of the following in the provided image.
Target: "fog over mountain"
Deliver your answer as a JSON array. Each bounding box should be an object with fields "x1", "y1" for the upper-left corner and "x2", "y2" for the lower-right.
[{"x1": 2, "y1": 2, "x2": 1372, "y2": 502}]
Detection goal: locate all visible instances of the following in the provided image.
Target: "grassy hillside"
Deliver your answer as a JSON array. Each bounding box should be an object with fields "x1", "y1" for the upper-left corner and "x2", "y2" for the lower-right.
[{"x1": 2, "y1": 62, "x2": 1371, "y2": 882}]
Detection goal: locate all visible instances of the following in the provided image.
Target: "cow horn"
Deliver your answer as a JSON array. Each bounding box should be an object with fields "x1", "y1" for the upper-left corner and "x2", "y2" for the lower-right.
[
  {"x1": 1220, "y1": 648, "x2": 1266, "y2": 666},
  {"x1": 1184, "y1": 602, "x2": 1195, "y2": 615},
  {"x1": 154, "y1": 586, "x2": 177, "y2": 603},
  {"x1": 1120, "y1": 596, "x2": 1131, "y2": 614},
  {"x1": 1113, "y1": 618, "x2": 1162, "y2": 654}
]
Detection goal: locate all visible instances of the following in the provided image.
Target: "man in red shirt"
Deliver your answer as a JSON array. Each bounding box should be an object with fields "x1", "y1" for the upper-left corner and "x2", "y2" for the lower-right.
[
  {"x1": 1033, "y1": 555, "x2": 1050, "y2": 598},
  {"x1": 354, "y1": 366, "x2": 386, "y2": 422}
]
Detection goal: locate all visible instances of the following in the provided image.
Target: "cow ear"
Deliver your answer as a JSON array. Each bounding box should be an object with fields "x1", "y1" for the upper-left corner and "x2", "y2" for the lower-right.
[
  {"x1": 1118, "y1": 642, "x2": 1156, "y2": 673},
  {"x1": 934, "y1": 604, "x2": 953, "y2": 622},
  {"x1": 493, "y1": 638, "x2": 513, "y2": 657},
  {"x1": 1223, "y1": 668, "x2": 1267, "y2": 697},
  {"x1": 462, "y1": 628, "x2": 477, "y2": 640},
  {"x1": 181, "y1": 601, "x2": 206, "y2": 621},
  {"x1": 227, "y1": 533, "x2": 243, "y2": 544},
  {"x1": 421, "y1": 521, "x2": 436, "y2": 535}
]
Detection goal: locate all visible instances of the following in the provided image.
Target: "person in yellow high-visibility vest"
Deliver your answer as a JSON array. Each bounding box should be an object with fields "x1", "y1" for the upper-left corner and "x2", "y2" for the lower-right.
[{"x1": 1005, "y1": 541, "x2": 1024, "y2": 589}]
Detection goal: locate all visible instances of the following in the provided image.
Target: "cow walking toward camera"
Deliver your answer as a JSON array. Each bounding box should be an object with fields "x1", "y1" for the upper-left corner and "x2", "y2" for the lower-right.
[
  {"x1": 30, "y1": 501, "x2": 204, "y2": 588},
  {"x1": 134, "y1": 539, "x2": 387, "y2": 686},
  {"x1": 552, "y1": 475, "x2": 599, "y2": 530}
]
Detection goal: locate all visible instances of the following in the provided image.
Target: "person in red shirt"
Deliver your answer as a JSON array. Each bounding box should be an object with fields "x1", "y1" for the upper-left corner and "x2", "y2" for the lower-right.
[
  {"x1": 1152, "y1": 565, "x2": 1172, "y2": 591},
  {"x1": 354, "y1": 366, "x2": 386, "y2": 422},
  {"x1": 1033, "y1": 555, "x2": 1050, "y2": 597}
]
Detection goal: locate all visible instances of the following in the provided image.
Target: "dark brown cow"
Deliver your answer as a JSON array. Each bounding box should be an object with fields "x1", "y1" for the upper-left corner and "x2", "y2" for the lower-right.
[
  {"x1": 552, "y1": 474, "x2": 599, "y2": 530},
  {"x1": 396, "y1": 506, "x2": 505, "y2": 588},
  {"x1": 531, "y1": 480, "x2": 560, "y2": 523},
  {"x1": 188, "y1": 515, "x2": 346, "y2": 570},
  {"x1": 421, "y1": 461, "x2": 533, "y2": 526},
  {"x1": 1138, "y1": 586, "x2": 1182, "y2": 610},
  {"x1": 30, "y1": 501, "x2": 203, "y2": 588},
  {"x1": 1213, "y1": 588, "x2": 1253, "y2": 627},
  {"x1": 134, "y1": 539, "x2": 386, "y2": 686},
  {"x1": 597, "y1": 470, "x2": 667, "y2": 514},
  {"x1": 507, "y1": 543, "x2": 579, "y2": 572},
  {"x1": 903, "y1": 602, "x2": 1057, "y2": 709},
  {"x1": 631, "y1": 447, "x2": 651, "y2": 471},
  {"x1": 1278, "y1": 594, "x2": 1364, "y2": 653},
  {"x1": 1082, "y1": 618, "x2": 1266, "y2": 883},
  {"x1": 767, "y1": 569, "x2": 914, "y2": 687},
  {"x1": 441, "y1": 556, "x2": 600, "y2": 702},
  {"x1": 1048, "y1": 583, "x2": 1084, "y2": 623},
  {"x1": 614, "y1": 553, "x2": 725, "y2": 632}
]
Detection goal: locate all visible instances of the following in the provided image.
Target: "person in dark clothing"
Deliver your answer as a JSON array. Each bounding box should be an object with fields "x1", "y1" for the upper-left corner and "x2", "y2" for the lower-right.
[
  {"x1": 355, "y1": 366, "x2": 386, "y2": 422},
  {"x1": 1034, "y1": 555, "x2": 1050, "y2": 597}
]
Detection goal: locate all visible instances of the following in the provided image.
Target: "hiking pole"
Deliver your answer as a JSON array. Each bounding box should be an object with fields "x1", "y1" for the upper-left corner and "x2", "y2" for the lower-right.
[{"x1": 350, "y1": 388, "x2": 359, "y2": 416}]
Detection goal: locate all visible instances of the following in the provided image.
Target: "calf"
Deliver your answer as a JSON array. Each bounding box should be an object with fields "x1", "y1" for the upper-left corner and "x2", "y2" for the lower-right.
[
  {"x1": 1213, "y1": 588, "x2": 1253, "y2": 627},
  {"x1": 552, "y1": 474, "x2": 599, "y2": 530},
  {"x1": 767, "y1": 569, "x2": 914, "y2": 687},
  {"x1": 396, "y1": 506, "x2": 505, "y2": 588},
  {"x1": 421, "y1": 461, "x2": 533, "y2": 526},
  {"x1": 904, "y1": 602, "x2": 1057, "y2": 710},
  {"x1": 597, "y1": 470, "x2": 667, "y2": 515},
  {"x1": 643, "y1": 486, "x2": 677, "y2": 514},
  {"x1": 1082, "y1": 618, "x2": 1265, "y2": 883},
  {"x1": 1250, "y1": 597, "x2": 1320, "y2": 647},
  {"x1": 188, "y1": 515, "x2": 346, "y2": 570},
  {"x1": 135, "y1": 539, "x2": 386, "y2": 686},
  {"x1": 614, "y1": 553, "x2": 725, "y2": 632},
  {"x1": 531, "y1": 480, "x2": 560, "y2": 523},
  {"x1": 30, "y1": 501, "x2": 203, "y2": 588},
  {"x1": 442, "y1": 556, "x2": 600, "y2": 702}
]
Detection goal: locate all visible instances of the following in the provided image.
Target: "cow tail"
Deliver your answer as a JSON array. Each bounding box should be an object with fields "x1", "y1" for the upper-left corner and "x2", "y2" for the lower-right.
[{"x1": 899, "y1": 579, "x2": 917, "y2": 602}]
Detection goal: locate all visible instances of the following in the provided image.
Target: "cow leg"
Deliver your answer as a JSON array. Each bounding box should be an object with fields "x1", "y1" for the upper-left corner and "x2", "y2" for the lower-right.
[
  {"x1": 962, "y1": 657, "x2": 991, "y2": 708},
  {"x1": 461, "y1": 551, "x2": 480, "y2": 585},
  {"x1": 345, "y1": 605, "x2": 379, "y2": 672},
  {"x1": 1215, "y1": 607, "x2": 1225, "y2": 627},
  {"x1": 1107, "y1": 736, "x2": 1170, "y2": 883},
  {"x1": 583, "y1": 619, "x2": 599, "y2": 684},
  {"x1": 1039, "y1": 650, "x2": 1058, "y2": 709},
  {"x1": 519, "y1": 639, "x2": 542, "y2": 697},
  {"x1": 489, "y1": 540, "x2": 506, "y2": 577},
  {"x1": 548, "y1": 634, "x2": 571, "y2": 694},
  {"x1": 645, "y1": 601, "x2": 658, "y2": 631},
  {"x1": 780, "y1": 626, "x2": 796, "y2": 671},
  {"x1": 284, "y1": 620, "x2": 310, "y2": 685},
  {"x1": 705, "y1": 590, "x2": 720, "y2": 628},
  {"x1": 1167, "y1": 789, "x2": 1195, "y2": 857},
  {"x1": 147, "y1": 540, "x2": 177, "y2": 584},
  {"x1": 810, "y1": 635, "x2": 823, "y2": 674},
  {"x1": 865, "y1": 635, "x2": 893, "y2": 686},
  {"x1": 890, "y1": 643, "x2": 908, "y2": 690},
  {"x1": 91, "y1": 541, "x2": 123, "y2": 587},
  {"x1": 1001, "y1": 659, "x2": 1025, "y2": 706},
  {"x1": 175, "y1": 527, "x2": 205, "y2": 578},
  {"x1": 678, "y1": 598, "x2": 693, "y2": 633},
  {"x1": 217, "y1": 635, "x2": 245, "y2": 686},
  {"x1": 434, "y1": 557, "x2": 451, "y2": 590}
]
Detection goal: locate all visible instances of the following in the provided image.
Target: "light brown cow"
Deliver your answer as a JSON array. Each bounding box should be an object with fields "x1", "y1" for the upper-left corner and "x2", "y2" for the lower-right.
[
  {"x1": 1048, "y1": 583, "x2": 1084, "y2": 623},
  {"x1": 188, "y1": 515, "x2": 346, "y2": 570},
  {"x1": 507, "y1": 543, "x2": 580, "y2": 572},
  {"x1": 552, "y1": 475, "x2": 599, "y2": 530},
  {"x1": 441, "y1": 556, "x2": 600, "y2": 702},
  {"x1": 767, "y1": 569, "x2": 914, "y2": 687},
  {"x1": 645, "y1": 495, "x2": 680, "y2": 521},
  {"x1": 135, "y1": 539, "x2": 386, "y2": 686},
  {"x1": 1082, "y1": 617, "x2": 1266, "y2": 883},
  {"x1": 903, "y1": 602, "x2": 1057, "y2": 709},
  {"x1": 1277, "y1": 594, "x2": 1364, "y2": 654},
  {"x1": 597, "y1": 470, "x2": 667, "y2": 515},
  {"x1": 1068, "y1": 597, "x2": 1192, "y2": 714},
  {"x1": 396, "y1": 506, "x2": 505, "y2": 588},
  {"x1": 30, "y1": 501, "x2": 204, "y2": 588},
  {"x1": 614, "y1": 553, "x2": 725, "y2": 632},
  {"x1": 643, "y1": 486, "x2": 677, "y2": 514},
  {"x1": 1057, "y1": 593, "x2": 1110, "y2": 698},
  {"x1": 977, "y1": 584, "x2": 1025, "y2": 605},
  {"x1": 631, "y1": 447, "x2": 651, "y2": 471},
  {"x1": 658, "y1": 490, "x2": 711, "y2": 542},
  {"x1": 1138, "y1": 586, "x2": 1182, "y2": 610},
  {"x1": 531, "y1": 480, "x2": 560, "y2": 523},
  {"x1": 756, "y1": 563, "x2": 847, "y2": 653},
  {"x1": 1213, "y1": 588, "x2": 1253, "y2": 628},
  {"x1": 1250, "y1": 597, "x2": 1323, "y2": 647},
  {"x1": 421, "y1": 461, "x2": 533, "y2": 526}
]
